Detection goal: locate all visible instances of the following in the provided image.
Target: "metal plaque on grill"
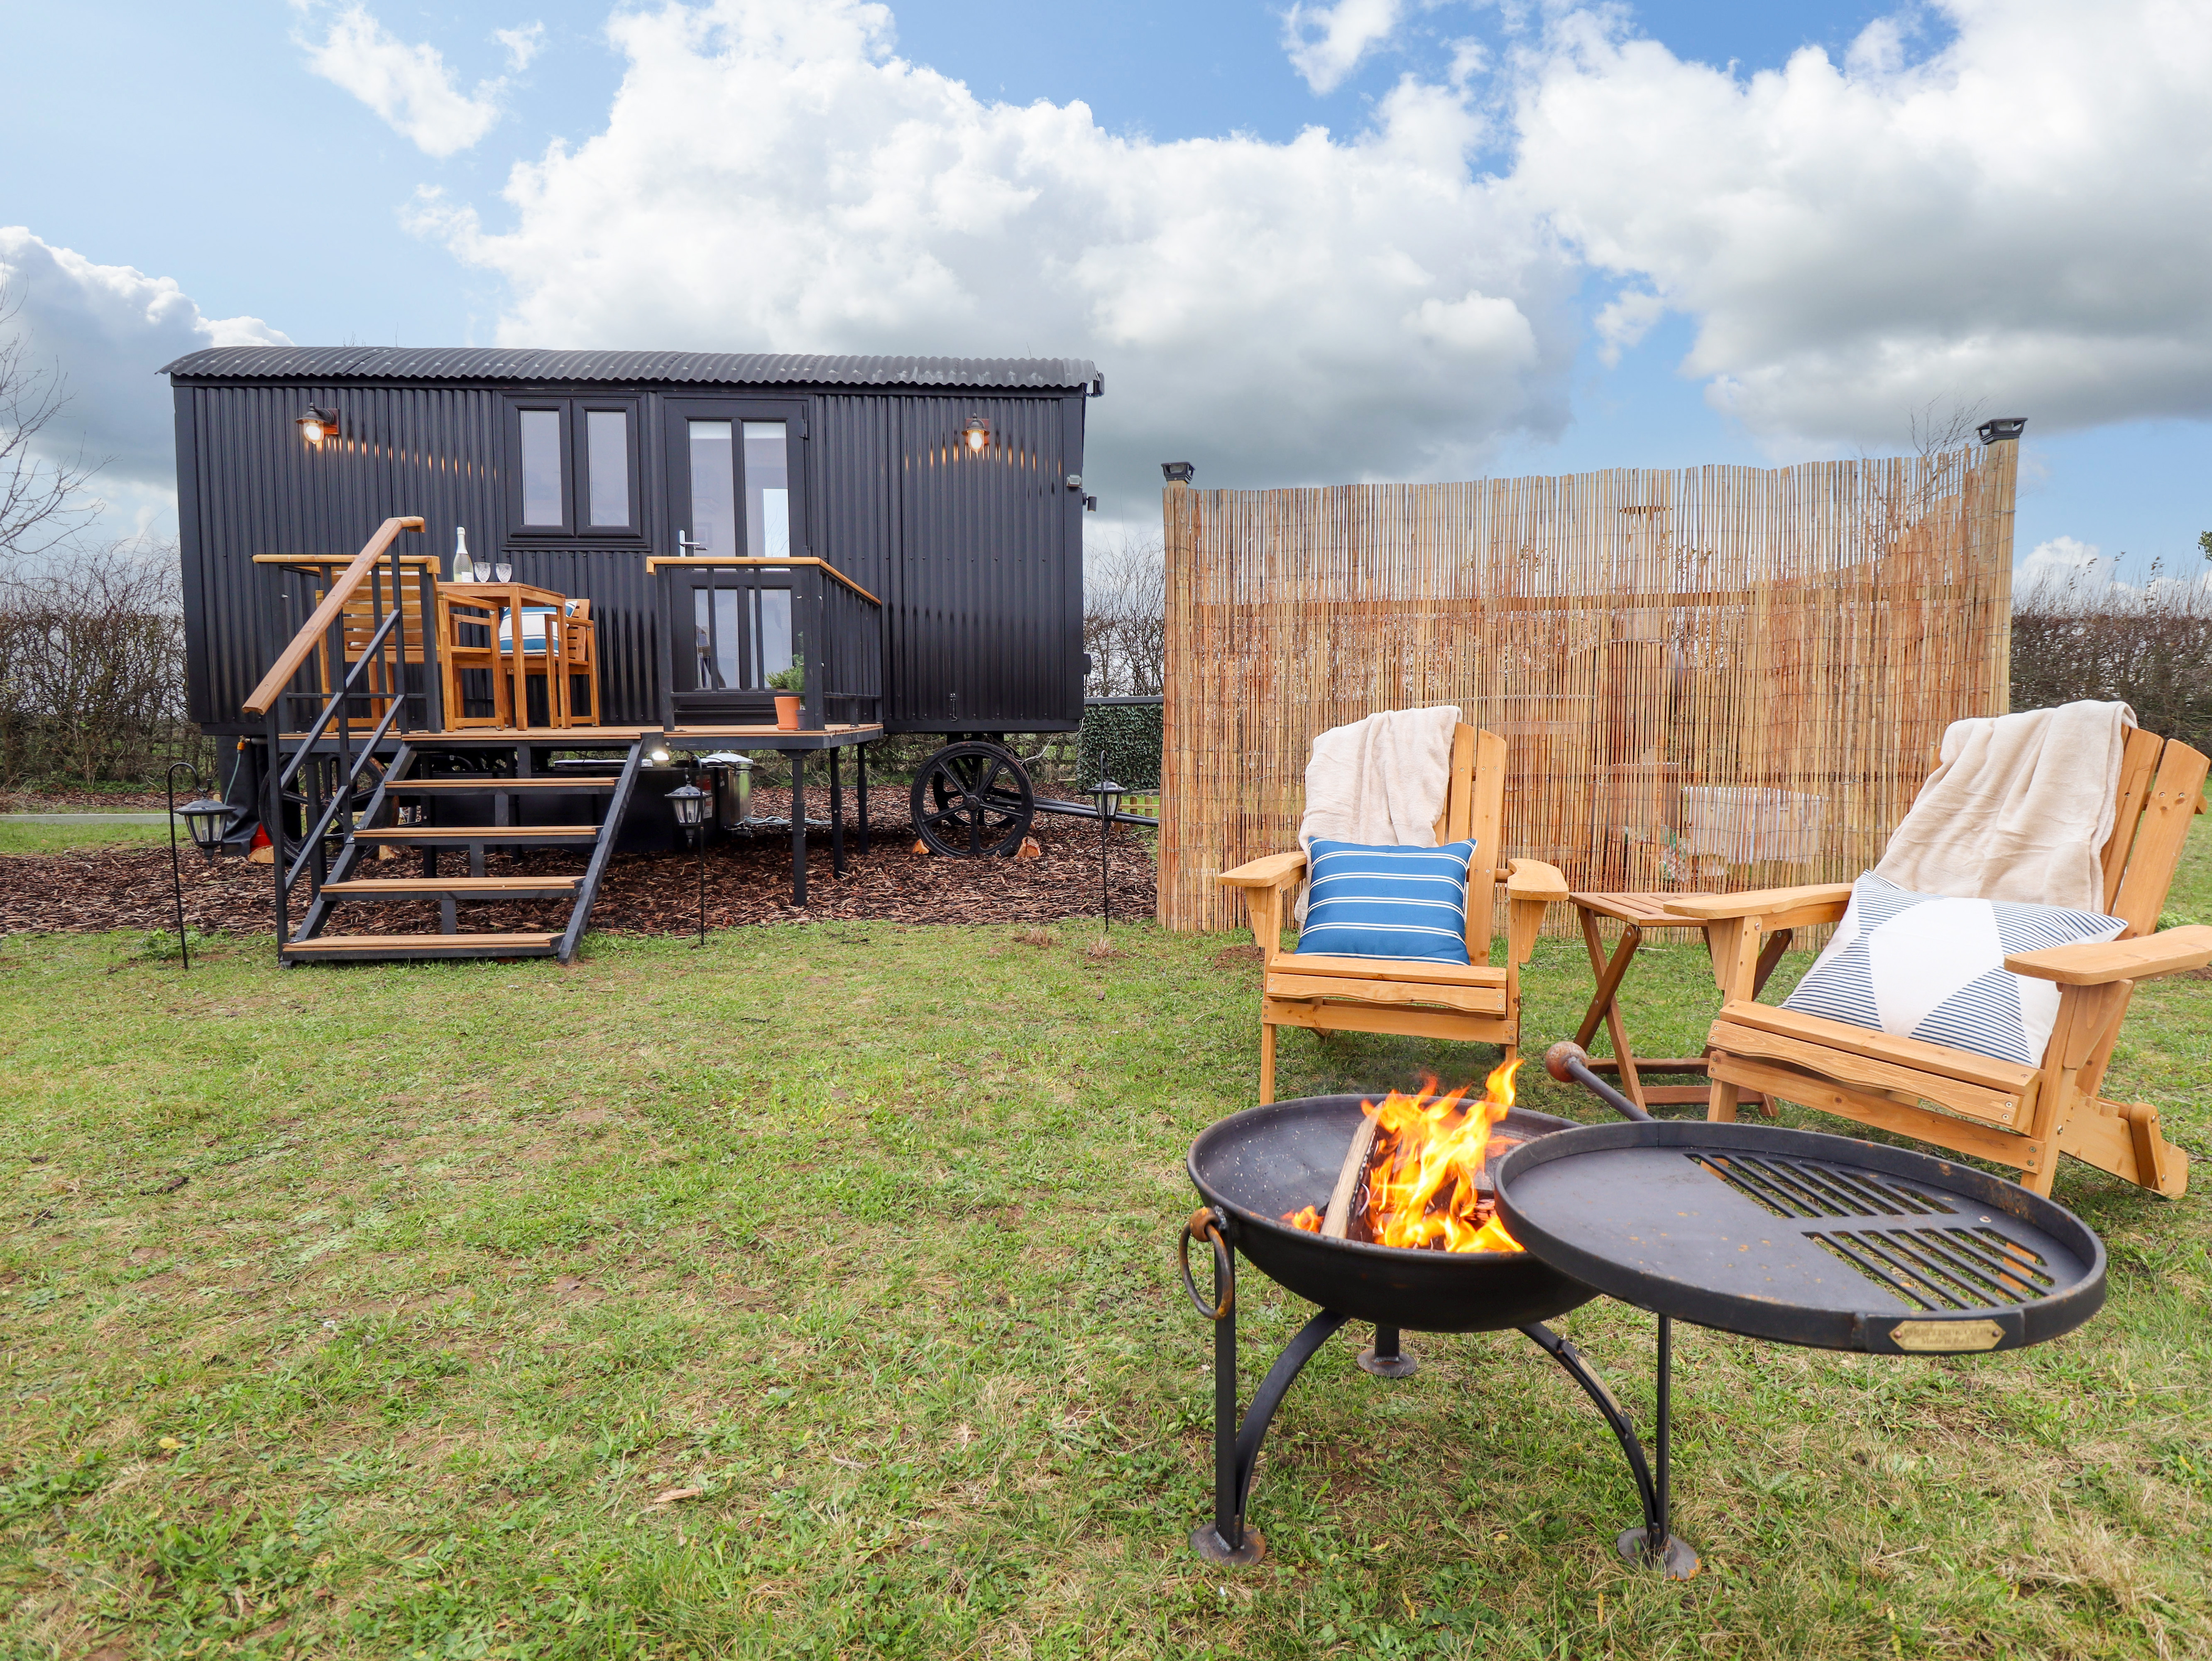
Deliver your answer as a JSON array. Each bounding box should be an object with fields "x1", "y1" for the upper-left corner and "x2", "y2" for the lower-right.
[{"x1": 1491, "y1": 1122, "x2": 2104, "y2": 1354}]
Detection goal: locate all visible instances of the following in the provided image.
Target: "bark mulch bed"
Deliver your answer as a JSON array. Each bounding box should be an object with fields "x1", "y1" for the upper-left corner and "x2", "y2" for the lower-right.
[
  {"x1": 0, "y1": 788, "x2": 1155, "y2": 939},
  {"x1": 0, "y1": 787, "x2": 174, "y2": 812}
]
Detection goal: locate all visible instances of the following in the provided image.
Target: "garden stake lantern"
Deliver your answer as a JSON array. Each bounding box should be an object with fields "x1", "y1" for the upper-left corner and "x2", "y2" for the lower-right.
[
  {"x1": 166, "y1": 764, "x2": 230, "y2": 970},
  {"x1": 1089, "y1": 777, "x2": 1124, "y2": 936},
  {"x1": 667, "y1": 779, "x2": 709, "y2": 946}
]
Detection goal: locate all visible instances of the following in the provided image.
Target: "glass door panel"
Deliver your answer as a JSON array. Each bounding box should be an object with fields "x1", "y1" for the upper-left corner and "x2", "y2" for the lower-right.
[
  {"x1": 686, "y1": 420, "x2": 738, "y2": 556},
  {"x1": 744, "y1": 421, "x2": 790, "y2": 559},
  {"x1": 754, "y1": 587, "x2": 792, "y2": 683}
]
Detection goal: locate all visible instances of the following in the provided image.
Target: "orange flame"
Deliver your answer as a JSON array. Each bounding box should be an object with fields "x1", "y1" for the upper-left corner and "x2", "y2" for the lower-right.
[
  {"x1": 1359, "y1": 1060, "x2": 1524, "y2": 1252},
  {"x1": 1284, "y1": 1205, "x2": 1323, "y2": 1233}
]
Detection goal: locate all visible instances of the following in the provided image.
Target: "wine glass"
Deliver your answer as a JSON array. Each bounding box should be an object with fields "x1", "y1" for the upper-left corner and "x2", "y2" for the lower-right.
[{"x1": 494, "y1": 561, "x2": 513, "y2": 583}]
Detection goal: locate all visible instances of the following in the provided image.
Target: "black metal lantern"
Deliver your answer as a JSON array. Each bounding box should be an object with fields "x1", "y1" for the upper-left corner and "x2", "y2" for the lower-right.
[
  {"x1": 176, "y1": 794, "x2": 232, "y2": 858},
  {"x1": 667, "y1": 780, "x2": 709, "y2": 946},
  {"x1": 164, "y1": 763, "x2": 228, "y2": 970},
  {"x1": 1089, "y1": 777, "x2": 1125, "y2": 935}
]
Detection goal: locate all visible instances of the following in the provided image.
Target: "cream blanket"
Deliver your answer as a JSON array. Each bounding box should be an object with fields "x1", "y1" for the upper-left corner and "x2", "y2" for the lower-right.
[
  {"x1": 1872, "y1": 700, "x2": 2136, "y2": 911},
  {"x1": 1294, "y1": 706, "x2": 1463, "y2": 922}
]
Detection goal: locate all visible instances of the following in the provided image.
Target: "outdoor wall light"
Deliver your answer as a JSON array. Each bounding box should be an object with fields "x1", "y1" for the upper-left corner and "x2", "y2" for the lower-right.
[
  {"x1": 1162, "y1": 461, "x2": 1195, "y2": 484},
  {"x1": 1977, "y1": 417, "x2": 2028, "y2": 445},
  {"x1": 963, "y1": 416, "x2": 991, "y2": 452},
  {"x1": 644, "y1": 734, "x2": 675, "y2": 766},
  {"x1": 296, "y1": 406, "x2": 340, "y2": 447}
]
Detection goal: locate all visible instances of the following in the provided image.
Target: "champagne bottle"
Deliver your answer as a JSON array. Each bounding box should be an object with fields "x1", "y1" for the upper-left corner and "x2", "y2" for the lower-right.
[{"x1": 453, "y1": 526, "x2": 474, "y2": 583}]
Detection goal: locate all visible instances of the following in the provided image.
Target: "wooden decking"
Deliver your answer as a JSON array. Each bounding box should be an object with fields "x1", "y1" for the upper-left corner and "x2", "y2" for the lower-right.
[{"x1": 281, "y1": 723, "x2": 883, "y2": 750}]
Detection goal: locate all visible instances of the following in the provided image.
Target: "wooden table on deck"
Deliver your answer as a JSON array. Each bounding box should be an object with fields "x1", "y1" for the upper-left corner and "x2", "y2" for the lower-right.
[
  {"x1": 1568, "y1": 890, "x2": 1794, "y2": 1117},
  {"x1": 437, "y1": 581, "x2": 593, "y2": 731}
]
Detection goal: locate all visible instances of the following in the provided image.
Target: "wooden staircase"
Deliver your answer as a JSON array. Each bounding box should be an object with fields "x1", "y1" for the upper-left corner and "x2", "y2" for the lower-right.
[
  {"x1": 275, "y1": 735, "x2": 642, "y2": 963},
  {"x1": 237, "y1": 516, "x2": 650, "y2": 967},
  {"x1": 278, "y1": 735, "x2": 644, "y2": 963}
]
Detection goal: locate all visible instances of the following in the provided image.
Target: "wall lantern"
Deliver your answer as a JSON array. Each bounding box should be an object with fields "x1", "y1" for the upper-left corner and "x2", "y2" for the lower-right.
[
  {"x1": 1161, "y1": 461, "x2": 1195, "y2": 484},
  {"x1": 296, "y1": 405, "x2": 340, "y2": 447},
  {"x1": 963, "y1": 416, "x2": 991, "y2": 452}
]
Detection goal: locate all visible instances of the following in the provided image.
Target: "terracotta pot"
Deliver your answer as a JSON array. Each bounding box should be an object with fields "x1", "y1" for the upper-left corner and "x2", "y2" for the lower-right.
[{"x1": 773, "y1": 695, "x2": 803, "y2": 731}]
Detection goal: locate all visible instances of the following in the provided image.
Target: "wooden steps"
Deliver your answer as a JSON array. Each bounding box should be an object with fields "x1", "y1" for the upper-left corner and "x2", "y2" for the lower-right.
[
  {"x1": 387, "y1": 778, "x2": 617, "y2": 793},
  {"x1": 349, "y1": 824, "x2": 603, "y2": 845},
  {"x1": 282, "y1": 932, "x2": 561, "y2": 960},
  {"x1": 279, "y1": 733, "x2": 648, "y2": 965},
  {"x1": 321, "y1": 875, "x2": 582, "y2": 900}
]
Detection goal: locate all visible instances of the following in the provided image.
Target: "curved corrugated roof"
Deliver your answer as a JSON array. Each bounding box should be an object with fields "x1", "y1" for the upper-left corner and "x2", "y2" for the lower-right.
[{"x1": 160, "y1": 345, "x2": 1099, "y2": 390}]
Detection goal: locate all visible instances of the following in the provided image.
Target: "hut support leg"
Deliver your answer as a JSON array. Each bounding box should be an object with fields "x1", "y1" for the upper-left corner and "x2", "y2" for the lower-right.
[{"x1": 790, "y1": 752, "x2": 807, "y2": 908}]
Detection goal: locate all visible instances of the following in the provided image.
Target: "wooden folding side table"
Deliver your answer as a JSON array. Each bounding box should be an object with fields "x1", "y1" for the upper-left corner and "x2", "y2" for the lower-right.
[{"x1": 1568, "y1": 891, "x2": 1796, "y2": 1116}]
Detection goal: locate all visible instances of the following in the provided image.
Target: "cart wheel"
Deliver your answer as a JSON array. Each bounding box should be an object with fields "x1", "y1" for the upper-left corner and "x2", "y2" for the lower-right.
[{"x1": 911, "y1": 742, "x2": 1035, "y2": 858}]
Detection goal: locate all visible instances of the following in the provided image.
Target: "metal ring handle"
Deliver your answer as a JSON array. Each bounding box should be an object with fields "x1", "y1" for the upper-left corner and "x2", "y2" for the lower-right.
[{"x1": 1178, "y1": 1206, "x2": 1233, "y2": 1321}]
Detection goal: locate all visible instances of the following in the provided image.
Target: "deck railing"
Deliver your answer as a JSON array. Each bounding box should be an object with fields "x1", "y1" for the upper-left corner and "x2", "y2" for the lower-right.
[
  {"x1": 242, "y1": 516, "x2": 439, "y2": 951},
  {"x1": 646, "y1": 556, "x2": 883, "y2": 730}
]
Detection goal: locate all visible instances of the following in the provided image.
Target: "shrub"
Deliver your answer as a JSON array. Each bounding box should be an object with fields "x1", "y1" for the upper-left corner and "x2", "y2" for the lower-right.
[{"x1": 2011, "y1": 566, "x2": 2212, "y2": 752}]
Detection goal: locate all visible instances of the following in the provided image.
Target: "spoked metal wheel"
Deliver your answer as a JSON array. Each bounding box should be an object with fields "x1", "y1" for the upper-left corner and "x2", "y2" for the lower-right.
[{"x1": 910, "y1": 742, "x2": 1035, "y2": 858}]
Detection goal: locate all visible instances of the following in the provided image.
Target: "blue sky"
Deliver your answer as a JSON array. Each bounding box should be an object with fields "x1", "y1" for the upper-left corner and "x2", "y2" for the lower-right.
[{"x1": 3, "y1": 0, "x2": 2207, "y2": 580}]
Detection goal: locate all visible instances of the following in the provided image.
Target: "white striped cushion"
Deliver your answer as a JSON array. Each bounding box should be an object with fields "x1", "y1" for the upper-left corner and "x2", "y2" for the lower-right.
[
  {"x1": 1294, "y1": 839, "x2": 1475, "y2": 965},
  {"x1": 1779, "y1": 872, "x2": 2125, "y2": 1066}
]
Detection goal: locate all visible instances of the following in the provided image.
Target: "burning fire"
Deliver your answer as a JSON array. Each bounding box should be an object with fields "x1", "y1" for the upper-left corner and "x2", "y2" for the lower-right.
[{"x1": 1283, "y1": 1059, "x2": 1524, "y2": 1252}]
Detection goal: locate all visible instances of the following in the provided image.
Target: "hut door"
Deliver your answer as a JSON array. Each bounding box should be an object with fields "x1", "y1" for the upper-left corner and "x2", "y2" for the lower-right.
[{"x1": 661, "y1": 398, "x2": 808, "y2": 563}]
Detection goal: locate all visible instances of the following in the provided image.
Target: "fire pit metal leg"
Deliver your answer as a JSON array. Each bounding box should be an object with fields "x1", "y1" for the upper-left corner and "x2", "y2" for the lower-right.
[
  {"x1": 1358, "y1": 1324, "x2": 1419, "y2": 1378},
  {"x1": 1520, "y1": 1320, "x2": 1699, "y2": 1580},
  {"x1": 1191, "y1": 1241, "x2": 1348, "y2": 1569}
]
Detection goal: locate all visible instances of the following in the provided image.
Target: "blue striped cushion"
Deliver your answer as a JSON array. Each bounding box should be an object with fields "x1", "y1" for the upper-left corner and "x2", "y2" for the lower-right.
[
  {"x1": 1294, "y1": 838, "x2": 1476, "y2": 965},
  {"x1": 1780, "y1": 872, "x2": 2124, "y2": 1066}
]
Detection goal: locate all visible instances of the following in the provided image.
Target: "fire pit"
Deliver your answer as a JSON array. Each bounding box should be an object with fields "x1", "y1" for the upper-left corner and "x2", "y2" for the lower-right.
[
  {"x1": 1179, "y1": 1043, "x2": 2108, "y2": 1583},
  {"x1": 1179, "y1": 1059, "x2": 1691, "y2": 1571}
]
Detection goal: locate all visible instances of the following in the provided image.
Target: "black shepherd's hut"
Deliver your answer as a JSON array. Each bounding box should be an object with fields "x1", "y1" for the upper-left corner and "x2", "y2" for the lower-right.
[{"x1": 161, "y1": 346, "x2": 1104, "y2": 961}]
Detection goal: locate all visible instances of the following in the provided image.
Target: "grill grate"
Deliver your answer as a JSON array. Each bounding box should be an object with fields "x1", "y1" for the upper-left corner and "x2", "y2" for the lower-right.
[{"x1": 1492, "y1": 1122, "x2": 2104, "y2": 1354}]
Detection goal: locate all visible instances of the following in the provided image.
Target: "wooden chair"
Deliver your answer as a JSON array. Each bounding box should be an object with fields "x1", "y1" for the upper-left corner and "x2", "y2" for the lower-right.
[
  {"x1": 1669, "y1": 726, "x2": 2210, "y2": 1197},
  {"x1": 1220, "y1": 724, "x2": 1570, "y2": 1101}
]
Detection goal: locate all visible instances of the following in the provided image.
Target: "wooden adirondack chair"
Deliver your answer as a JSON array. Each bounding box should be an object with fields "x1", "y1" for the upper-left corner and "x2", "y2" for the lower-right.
[
  {"x1": 1219, "y1": 724, "x2": 1570, "y2": 1102},
  {"x1": 1668, "y1": 725, "x2": 2211, "y2": 1197}
]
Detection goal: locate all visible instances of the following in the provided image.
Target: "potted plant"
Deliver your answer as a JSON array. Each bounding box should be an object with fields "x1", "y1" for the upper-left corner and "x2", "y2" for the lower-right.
[{"x1": 767, "y1": 657, "x2": 805, "y2": 731}]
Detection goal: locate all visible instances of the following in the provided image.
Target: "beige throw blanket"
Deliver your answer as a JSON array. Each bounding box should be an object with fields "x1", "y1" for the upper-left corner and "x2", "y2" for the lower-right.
[
  {"x1": 1872, "y1": 701, "x2": 2135, "y2": 911},
  {"x1": 1294, "y1": 706, "x2": 1463, "y2": 923}
]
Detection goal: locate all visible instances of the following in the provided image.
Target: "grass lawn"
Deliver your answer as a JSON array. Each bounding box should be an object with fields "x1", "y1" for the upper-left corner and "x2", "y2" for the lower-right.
[
  {"x1": 0, "y1": 821, "x2": 170, "y2": 857},
  {"x1": 2, "y1": 821, "x2": 2207, "y2": 1659}
]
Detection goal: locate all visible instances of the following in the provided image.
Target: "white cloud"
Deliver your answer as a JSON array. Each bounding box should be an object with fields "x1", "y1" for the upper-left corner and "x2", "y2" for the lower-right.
[
  {"x1": 415, "y1": 0, "x2": 1573, "y2": 511},
  {"x1": 1506, "y1": 0, "x2": 2212, "y2": 447},
  {"x1": 296, "y1": 3, "x2": 507, "y2": 157},
  {"x1": 2016, "y1": 534, "x2": 2112, "y2": 591},
  {"x1": 0, "y1": 228, "x2": 289, "y2": 497},
  {"x1": 2016, "y1": 533, "x2": 2212, "y2": 604},
  {"x1": 496, "y1": 22, "x2": 546, "y2": 71},
  {"x1": 1283, "y1": 0, "x2": 1410, "y2": 94}
]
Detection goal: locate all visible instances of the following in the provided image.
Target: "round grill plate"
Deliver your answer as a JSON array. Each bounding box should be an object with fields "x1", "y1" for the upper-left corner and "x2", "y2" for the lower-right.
[{"x1": 1491, "y1": 1121, "x2": 2105, "y2": 1354}]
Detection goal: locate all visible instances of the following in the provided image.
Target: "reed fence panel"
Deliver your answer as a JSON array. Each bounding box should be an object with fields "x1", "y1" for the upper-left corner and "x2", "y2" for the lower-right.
[{"x1": 1159, "y1": 443, "x2": 2018, "y2": 934}]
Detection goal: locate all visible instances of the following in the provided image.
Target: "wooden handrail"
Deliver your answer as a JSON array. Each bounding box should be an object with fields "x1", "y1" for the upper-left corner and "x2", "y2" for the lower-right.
[
  {"x1": 243, "y1": 517, "x2": 426, "y2": 715},
  {"x1": 641, "y1": 555, "x2": 881, "y2": 607}
]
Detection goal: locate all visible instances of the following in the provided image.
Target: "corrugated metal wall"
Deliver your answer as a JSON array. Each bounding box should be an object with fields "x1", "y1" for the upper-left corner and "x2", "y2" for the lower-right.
[
  {"x1": 891, "y1": 394, "x2": 1085, "y2": 731},
  {"x1": 177, "y1": 377, "x2": 1087, "y2": 734}
]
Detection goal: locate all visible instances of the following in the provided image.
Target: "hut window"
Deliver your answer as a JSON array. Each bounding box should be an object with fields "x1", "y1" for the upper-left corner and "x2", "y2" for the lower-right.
[
  {"x1": 519, "y1": 409, "x2": 564, "y2": 525},
  {"x1": 586, "y1": 410, "x2": 630, "y2": 527},
  {"x1": 744, "y1": 421, "x2": 791, "y2": 559}
]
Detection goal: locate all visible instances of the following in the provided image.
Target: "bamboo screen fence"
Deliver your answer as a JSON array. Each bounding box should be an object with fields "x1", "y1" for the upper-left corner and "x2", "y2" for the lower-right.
[{"x1": 1159, "y1": 440, "x2": 2019, "y2": 933}]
